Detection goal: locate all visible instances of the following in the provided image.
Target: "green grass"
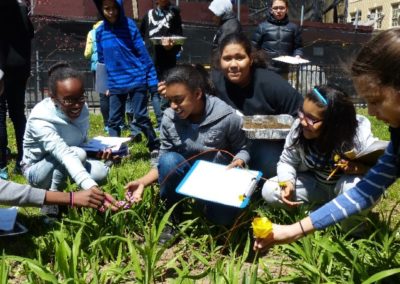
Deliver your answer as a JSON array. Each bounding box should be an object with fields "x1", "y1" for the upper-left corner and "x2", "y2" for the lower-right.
[{"x1": 1, "y1": 109, "x2": 399, "y2": 283}]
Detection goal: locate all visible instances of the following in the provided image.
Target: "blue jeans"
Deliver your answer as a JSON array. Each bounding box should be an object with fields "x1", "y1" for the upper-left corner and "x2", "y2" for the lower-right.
[
  {"x1": 248, "y1": 139, "x2": 285, "y2": 179},
  {"x1": 109, "y1": 86, "x2": 160, "y2": 151},
  {"x1": 25, "y1": 147, "x2": 108, "y2": 191},
  {"x1": 150, "y1": 92, "x2": 163, "y2": 128},
  {"x1": 158, "y1": 152, "x2": 240, "y2": 226},
  {"x1": 0, "y1": 73, "x2": 27, "y2": 168}
]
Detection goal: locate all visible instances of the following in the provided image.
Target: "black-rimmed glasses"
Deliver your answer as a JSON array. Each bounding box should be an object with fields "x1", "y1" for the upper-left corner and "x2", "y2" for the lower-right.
[
  {"x1": 54, "y1": 95, "x2": 87, "y2": 107},
  {"x1": 298, "y1": 110, "x2": 323, "y2": 126}
]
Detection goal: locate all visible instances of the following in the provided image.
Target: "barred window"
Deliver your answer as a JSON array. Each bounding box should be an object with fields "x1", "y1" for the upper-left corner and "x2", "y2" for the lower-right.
[
  {"x1": 392, "y1": 3, "x2": 400, "y2": 27},
  {"x1": 368, "y1": 7, "x2": 383, "y2": 29}
]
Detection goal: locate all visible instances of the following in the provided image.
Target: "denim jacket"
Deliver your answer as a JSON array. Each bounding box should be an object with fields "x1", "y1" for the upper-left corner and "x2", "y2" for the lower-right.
[
  {"x1": 22, "y1": 98, "x2": 97, "y2": 190},
  {"x1": 154, "y1": 95, "x2": 250, "y2": 167}
]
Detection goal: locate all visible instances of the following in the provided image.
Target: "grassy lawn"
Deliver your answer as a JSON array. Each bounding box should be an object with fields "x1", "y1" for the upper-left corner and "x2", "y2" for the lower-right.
[{"x1": 1, "y1": 109, "x2": 399, "y2": 283}]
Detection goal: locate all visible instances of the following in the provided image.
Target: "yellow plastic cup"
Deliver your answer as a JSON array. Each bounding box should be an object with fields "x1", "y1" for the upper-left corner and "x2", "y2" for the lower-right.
[{"x1": 252, "y1": 217, "x2": 273, "y2": 238}]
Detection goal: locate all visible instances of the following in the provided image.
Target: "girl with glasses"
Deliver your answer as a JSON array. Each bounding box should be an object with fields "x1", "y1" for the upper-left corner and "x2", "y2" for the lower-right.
[
  {"x1": 261, "y1": 86, "x2": 377, "y2": 218},
  {"x1": 21, "y1": 62, "x2": 115, "y2": 218},
  {"x1": 251, "y1": 0, "x2": 303, "y2": 78}
]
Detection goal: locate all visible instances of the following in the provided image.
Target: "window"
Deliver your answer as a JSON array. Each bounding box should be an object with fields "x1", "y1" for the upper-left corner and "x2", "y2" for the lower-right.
[
  {"x1": 349, "y1": 11, "x2": 362, "y2": 24},
  {"x1": 369, "y1": 7, "x2": 383, "y2": 29},
  {"x1": 392, "y1": 3, "x2": 400, "y2": 27}
]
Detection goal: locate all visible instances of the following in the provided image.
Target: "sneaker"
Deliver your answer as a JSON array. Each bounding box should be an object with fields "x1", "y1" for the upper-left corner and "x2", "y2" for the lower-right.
[
  {"x1": 41, "y1": 205, "x2": 60, "y2": 218},
  {"x1": 0, "y1": 167, "x2": 8, "y2": 180},
  {"x1": 129, "y1": 134, "x2": 142, "y2": 143},
  {"x1": 150, "y1": 149, "x2": 159, "y2": 159},
  {"x1": 158, "y1": 224, "x2": 177, "y2": 245}
]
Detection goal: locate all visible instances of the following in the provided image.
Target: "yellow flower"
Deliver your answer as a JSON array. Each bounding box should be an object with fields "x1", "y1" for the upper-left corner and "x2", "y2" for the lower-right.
[
  {"x1": 334, "y1": 154, "x2": 341, "y2": 162},
  {"x1": 278, "y1": 181, "x2": 287, "y2": 188},
  {"x1": 252, "y1": 217, "x2": 273, "y2": 238}
]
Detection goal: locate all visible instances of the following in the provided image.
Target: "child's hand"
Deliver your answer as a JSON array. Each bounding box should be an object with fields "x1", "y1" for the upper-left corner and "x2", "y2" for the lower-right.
[
  {"x1": 226, "y1": 159, "x2": 245, "y2": 169},
  {"x1": 161, "y1": 37, "x2": 174, "y2": 50},
  {"x1": 124, "y1": 180, "x2": 145, "y2": 203},
  {"x1": 279, "y1": 181, "x2": 303, "y2": 207},
  {"x1": 340, "y1": 160, "x2": 368, "y2": 175},
  {"x1": 157, "y1": 81, "x2": 167, "y2": 97},
  {"x1": 73, "y1": 187, "x2": 104, "y2": 209}
]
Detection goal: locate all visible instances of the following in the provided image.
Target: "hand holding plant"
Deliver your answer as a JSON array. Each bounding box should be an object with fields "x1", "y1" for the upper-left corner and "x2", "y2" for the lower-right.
[
  {"x1": 279, "y1": 181, "x2": 303, "y2": 207},
  {"x1": 73, "y1": 187, "x2": 105, "y2": 209},
  {"x1": 124, "y1": 180, "x2": 145, "y2": 203}
]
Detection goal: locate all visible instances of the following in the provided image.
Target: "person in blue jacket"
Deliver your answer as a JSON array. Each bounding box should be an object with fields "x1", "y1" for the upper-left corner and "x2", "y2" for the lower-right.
[
  {"x1": 253, "y1": 28, "x2": 400, "y2": 251},
  {"x1": 94, "y1": 0, "x2": 160, "y2": 153}
]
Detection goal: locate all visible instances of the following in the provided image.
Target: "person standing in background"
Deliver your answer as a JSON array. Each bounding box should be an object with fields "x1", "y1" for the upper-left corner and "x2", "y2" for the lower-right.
[
  {"x1": 94, "y1": 0, "x2": 160, "y2": 153},
  {"x1": 140, "y1": 0, "x2": 183, "y2": 129},
  {"x1": 84, "y1": 20, "x2": 111, "y2": 134},
  {"x1": 208, "y1": 0, "x2": 242, "y2": 52},
  {"x1": 0, "y1": 0, "x2": 33, "y2": 180},
  {"x1": 252, "y1": 0, "x2": 303, "y2": 78}
]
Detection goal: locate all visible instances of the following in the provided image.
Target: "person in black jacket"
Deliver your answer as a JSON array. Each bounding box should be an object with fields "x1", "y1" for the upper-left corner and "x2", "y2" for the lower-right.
[
  {"x1": 252, "y1": 0, "x2": 303, "y2": 78},
  {"x1": 211, "y1": 33, "x2": 303, "y2": 179},
  {"x1": 140, "y1": 0, "x2": 183, "y2": 126},
  {"x1": 0, "y1": 0, "x2": 33, "y2": 180},
  {"x1": 208, "y1": 0, "x2": 242, "y2": 52}
]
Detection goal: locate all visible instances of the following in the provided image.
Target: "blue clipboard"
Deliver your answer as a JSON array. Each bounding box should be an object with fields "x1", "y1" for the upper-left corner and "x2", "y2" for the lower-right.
[{"x1": 176, "y1": 160, "x2": 262, "y2": 208}]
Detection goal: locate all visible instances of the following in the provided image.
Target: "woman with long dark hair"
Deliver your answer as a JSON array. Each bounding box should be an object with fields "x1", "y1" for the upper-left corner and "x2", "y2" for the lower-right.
[{"x1": 262, "y1": 86, "x2": 376, "y2": 209}]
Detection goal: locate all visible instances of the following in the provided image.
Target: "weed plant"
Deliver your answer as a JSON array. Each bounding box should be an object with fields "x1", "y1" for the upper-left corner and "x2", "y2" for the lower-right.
[{"x1": 0, "y1": 110, "x2": 399, "y2": 283}]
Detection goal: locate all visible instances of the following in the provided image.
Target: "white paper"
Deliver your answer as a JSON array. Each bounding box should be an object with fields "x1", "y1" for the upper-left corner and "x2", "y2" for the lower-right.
[
  {"x1": 0, "y1": 207, "x2": 18, "y2": 231},
  {"x1": 272, "y1": 56, "x2": 310, "y2": 65},
  {"x1": 81, "y1": 136, "x2": 131, "y2": 153},
  {"x1": 176, "y1": 160, "x2": 262, "y2": 208},
  {"x1": 95, "y1": 63, "x2": 108, "y2": 94}
]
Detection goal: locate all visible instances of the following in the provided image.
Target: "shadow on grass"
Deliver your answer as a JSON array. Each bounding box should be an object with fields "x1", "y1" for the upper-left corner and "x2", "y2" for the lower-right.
[{"x1": 0, "y1": 213, "x2": 58, "y2": 258}]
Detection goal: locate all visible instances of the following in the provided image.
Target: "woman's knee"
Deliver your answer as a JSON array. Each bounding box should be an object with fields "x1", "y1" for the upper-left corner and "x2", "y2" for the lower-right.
[
  {"x1": 335, "y1": 175, "x2": 362, "y2": 195},
  {"x1": 158, "y1": 152, "x2": 188, "y2": 176},
  {"x1": 87, "y1": 160, "x2": 109, "y2": 184},
  {"x1": 261, "y1": 178, "x2": 282, "y2": 206},
  {"x1": 71, "y1": 146, "x2": 87, "y2": 162}
]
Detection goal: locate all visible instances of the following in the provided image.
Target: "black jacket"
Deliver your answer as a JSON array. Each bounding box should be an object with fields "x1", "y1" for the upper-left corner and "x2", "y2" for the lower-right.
[
  {"x1": 140, "y1": 3, "x2": 183, "y2": 77},
  {"x1": 252, "y1": 13, "x2": 303, "y2": 74},
  {"x1": 211, "y1": 68, "x2": 303, "y2": 116},
  {"x1": 252, "y1": 12, "x2": 303, "y2": 59},
  {"x1": 212, "y1": 11, "x2": 242, "y2": 51},
  {"x1": 0, "y1": 0, "x2": 33, "y2": 77}
]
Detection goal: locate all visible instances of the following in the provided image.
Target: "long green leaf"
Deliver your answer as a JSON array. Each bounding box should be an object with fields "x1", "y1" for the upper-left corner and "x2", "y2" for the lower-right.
[{"x1": 362, "y1": 268, "x2": 400, "y2": 284}]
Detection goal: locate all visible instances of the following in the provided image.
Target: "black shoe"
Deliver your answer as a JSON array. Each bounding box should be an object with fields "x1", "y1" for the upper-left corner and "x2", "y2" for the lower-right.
[
  {"x1": 129, "y1": 134, "x2": 142, "y2": 143},
  {"x1": 158, "y1": 224, "x2": 177, "y2": 246}
]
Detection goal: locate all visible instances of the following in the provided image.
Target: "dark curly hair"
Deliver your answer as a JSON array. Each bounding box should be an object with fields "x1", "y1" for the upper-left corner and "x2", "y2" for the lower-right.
[
  {"x1": 291, "y1": 85, "x2": 359, "y2": 155},
  {"x1": 48, "y1": 62, "x2": 84, "y2": 97}
]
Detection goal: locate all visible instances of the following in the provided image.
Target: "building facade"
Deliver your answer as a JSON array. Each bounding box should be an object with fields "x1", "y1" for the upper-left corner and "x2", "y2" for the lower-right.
[{"x1": 347, "y1": 0, "x2": 400, "y2": 30}]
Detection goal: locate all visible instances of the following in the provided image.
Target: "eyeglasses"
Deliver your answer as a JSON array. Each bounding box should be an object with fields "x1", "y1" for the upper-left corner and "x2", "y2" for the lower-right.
[
  {"x1": 298, "y1": 110, "x2": 323, "y2": 126},
  {"x1": 55, "y1": 95, "x2": 86, "y2": 107},
  {"x1": 272, "y1": 6, "x2": 287, "y2": 11}
]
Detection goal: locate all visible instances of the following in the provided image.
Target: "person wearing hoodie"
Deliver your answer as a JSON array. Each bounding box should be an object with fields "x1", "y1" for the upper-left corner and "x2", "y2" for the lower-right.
[
  {"x1": 208, "y1": 0, "x2": 242, "y2": 51},
  {"x1": 0, "y1": 179, "x2": 118, "y2": 210},
  {"x1": 22, "y1": 63, "x2": 111, "y2": 217},
  {"x1": 94, "y1": 0, "x2": 160, "y2": 154},
  {"x1": 125, "y1": 65, "x2": 250, "y2": 244},
  {"x1": 251, "y1": 0, "x2": 303, "y2": 77},
  {"x1": 84, "y1": 20, "x2": 112, "y2": 134}
]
